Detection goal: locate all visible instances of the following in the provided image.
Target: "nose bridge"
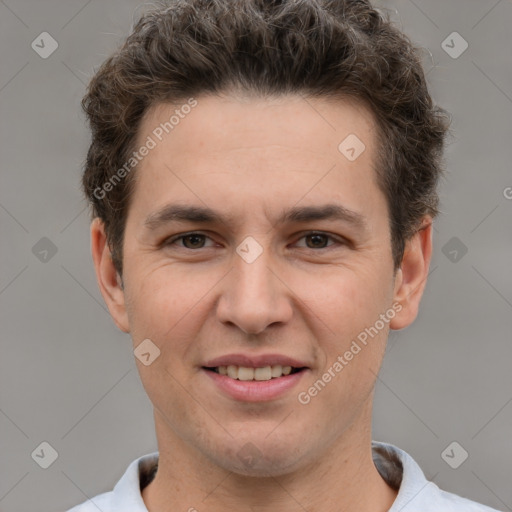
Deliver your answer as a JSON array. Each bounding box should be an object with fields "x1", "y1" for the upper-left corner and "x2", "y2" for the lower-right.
[
  {"x1": 236, "y1": 245, "x2": 274, "y2": 298},
  {"x1": 216, "y1": 236, "x2": 292, "y2": 334}
]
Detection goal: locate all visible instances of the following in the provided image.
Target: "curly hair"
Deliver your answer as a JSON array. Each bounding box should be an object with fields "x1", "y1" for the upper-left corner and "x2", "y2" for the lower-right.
[{"x1": 81, "y1": 0, "x2": 451, "y2": 276}]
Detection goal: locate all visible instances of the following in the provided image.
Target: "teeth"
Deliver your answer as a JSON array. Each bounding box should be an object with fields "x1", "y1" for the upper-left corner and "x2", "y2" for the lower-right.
[
  {"x1": 214, "y1": 365, "x2": 298, "y2": 380},
  {"x1": 254, "y1": 366, "x2": 272, "y2": 381},
  {"x1": 238, "y1": 367, "x2": 254, "y2": 381},
  {"x1": 227, "y1": 365, "x2": 238, "y2": 379},
  {"x1": 271, "y1": 365, "x2": 282, "y2": 377}
]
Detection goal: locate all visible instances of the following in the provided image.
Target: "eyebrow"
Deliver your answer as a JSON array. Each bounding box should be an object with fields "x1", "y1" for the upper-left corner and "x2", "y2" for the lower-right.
[{"x1": 144, "y1": 203, "x2": 367, "y2": 232}]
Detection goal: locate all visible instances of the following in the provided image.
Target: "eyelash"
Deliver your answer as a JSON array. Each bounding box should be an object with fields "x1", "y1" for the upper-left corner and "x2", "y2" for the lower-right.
[{"x1": 163, "y1": 231, "x2": 347, "y2": 251}]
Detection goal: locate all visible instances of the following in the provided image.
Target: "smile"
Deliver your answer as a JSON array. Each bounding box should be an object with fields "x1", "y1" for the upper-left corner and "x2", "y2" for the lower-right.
[
  {"x1": 204, "y1": 365, "x2": 304, "y2": 381},
  {"x1": 202, "y1": 366, "x2": 309, "y2": 402}
]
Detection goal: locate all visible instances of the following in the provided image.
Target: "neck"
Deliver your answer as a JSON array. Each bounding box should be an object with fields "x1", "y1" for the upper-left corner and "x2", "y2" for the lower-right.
[{"x1": 142, "y1": 402, "x2": 398, "y2": 512}]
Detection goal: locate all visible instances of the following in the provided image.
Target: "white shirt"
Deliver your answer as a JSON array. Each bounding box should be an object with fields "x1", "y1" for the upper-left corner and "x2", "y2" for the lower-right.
[{"x1": 67, "y1": 441, "x2": 502, "y2": 511}]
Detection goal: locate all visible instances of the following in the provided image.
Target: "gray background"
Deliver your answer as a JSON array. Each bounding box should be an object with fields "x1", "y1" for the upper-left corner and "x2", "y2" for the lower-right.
[{"x1": 0, "y1": 1, "x2": 511, "y2": 511}]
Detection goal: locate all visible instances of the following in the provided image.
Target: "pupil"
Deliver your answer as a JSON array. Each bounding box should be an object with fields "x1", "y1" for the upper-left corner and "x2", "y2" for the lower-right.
[
  {"x1": 184, "y1": 234, "x2": 204, "y2": 248},
  {"x1": 308, "y1": 234, "x2": 327, "y2": 248}
]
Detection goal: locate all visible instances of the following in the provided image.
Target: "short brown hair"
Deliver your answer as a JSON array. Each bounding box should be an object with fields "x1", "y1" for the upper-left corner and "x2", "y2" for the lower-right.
[{"x1": 81, "y1": 0, "x2": 451, "y2": 276}]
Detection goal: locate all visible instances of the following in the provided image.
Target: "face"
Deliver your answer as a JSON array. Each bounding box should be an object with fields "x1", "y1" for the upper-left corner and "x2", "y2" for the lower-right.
[{"x1": 92, "y1": 93, "x2": 431, "y2": 477}]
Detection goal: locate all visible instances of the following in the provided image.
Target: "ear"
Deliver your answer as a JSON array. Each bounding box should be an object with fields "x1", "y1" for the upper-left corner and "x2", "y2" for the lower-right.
[
  {"x1": 90, "y1": 218, "x2": 130, "y2": 333},
  {"x1": 389, "y1": 217, "x2": 433, "y2": 331}
]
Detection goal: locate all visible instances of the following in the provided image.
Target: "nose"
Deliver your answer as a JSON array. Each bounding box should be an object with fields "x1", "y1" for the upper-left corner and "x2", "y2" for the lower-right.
[{"x1": 216, "y1": 244, "x2": 293, "y2": 335}]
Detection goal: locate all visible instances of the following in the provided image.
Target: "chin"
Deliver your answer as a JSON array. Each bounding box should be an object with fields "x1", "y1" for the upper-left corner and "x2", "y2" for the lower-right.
[{"x1": 210, "y1": 435, "x2": 311, "y2": 478}]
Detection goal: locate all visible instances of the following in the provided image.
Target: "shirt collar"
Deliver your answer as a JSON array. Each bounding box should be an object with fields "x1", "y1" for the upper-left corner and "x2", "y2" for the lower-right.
[{"x1": 110, "y1": 442, "x2": 431, "y2": 511}]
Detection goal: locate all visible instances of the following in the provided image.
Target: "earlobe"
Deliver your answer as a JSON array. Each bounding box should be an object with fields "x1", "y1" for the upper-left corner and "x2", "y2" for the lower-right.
[
  {"x1": 389, "y1": 218, "x2": 433, "y2": 331},
  {"x1": 90, "y1": 218, "x2": 130, "y2": 333}
]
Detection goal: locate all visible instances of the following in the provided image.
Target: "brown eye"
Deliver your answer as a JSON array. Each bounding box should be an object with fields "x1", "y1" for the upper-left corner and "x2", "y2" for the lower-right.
[
  {"x1": 305, "y1": 233, "x2": 330, "y2": 249},
  {"x1": 295, "y1": 232, "x2": 343, "y2": 250},
  {"x1": 181, "y1": 234, "x2": 206, "y2": 249},
  {"x1": 164, "y1": 232, "x2": 215, "y2": 250}
]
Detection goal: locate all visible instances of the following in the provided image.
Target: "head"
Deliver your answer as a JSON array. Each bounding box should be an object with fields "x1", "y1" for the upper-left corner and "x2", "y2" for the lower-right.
[{"x1": 84, "y1": 0, "x2": 450, "y2": 477}]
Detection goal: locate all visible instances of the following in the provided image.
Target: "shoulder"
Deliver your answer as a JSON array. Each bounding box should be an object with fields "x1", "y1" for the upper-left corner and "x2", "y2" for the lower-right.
[
  {"x1": 66, "y1": 491, "x2": 112, "y2": 512},
  {"x1": 403, "y1": 481, "x2": 504, "y2": 511},
  {"x1": 65, "y1": 452, "x2": 159, "y2": 512},
  {"x1": 428, "y1": 487, "x2": 503, "y2": 511},
  {"x1": 372, "y1": 441, "x2": 503, "y2": 512}
]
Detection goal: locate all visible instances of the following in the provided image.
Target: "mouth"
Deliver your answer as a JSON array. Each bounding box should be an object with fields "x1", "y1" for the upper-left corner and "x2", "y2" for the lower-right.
[
  {"x1": 201, "y1": 354, "x2": 310, "y2": 401},
  {"x1": 201, "y1": 356, "x2": 310, "y2": 402},
  {"x1": 202, "y1": 365, "x2": 307, "y2": 381}
]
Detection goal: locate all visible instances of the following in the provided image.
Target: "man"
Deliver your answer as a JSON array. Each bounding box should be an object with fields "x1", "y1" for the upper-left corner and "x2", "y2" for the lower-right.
[{"x1": 68, "y1": 0, "x2": 501, "y2": 510}]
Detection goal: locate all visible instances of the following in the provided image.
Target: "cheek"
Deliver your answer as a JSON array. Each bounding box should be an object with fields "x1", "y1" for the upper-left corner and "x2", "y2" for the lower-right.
[
  {"x1": 299, "y1": 264, "x2": 390, "y2": 336},
  {"x1": 298, "y1": 264, "x2": 392, "y2": 399},
  {"x1": 124, "y1": 269, "x2": 207, "y2": 430},
  {"x1": 123, "y1": 262, "x2": 209, "y2": 340}
]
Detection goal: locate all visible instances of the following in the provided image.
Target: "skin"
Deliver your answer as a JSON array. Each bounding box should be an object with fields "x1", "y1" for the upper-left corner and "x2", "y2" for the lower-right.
[{"x1": 91, "y1": 93, "x2": 432, "y2": 512}]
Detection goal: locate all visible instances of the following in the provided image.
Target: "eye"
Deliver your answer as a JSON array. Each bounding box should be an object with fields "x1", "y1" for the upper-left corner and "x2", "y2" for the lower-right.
[
  {"x1": 163, "y1": 231, "x2": 346, "y2": 251},
  {"x1": 164, "y1": 232, "x2": 216, "y2": 250},
  {"x1": 294, "y1": 231, "x2": 344, "y2": 250}
]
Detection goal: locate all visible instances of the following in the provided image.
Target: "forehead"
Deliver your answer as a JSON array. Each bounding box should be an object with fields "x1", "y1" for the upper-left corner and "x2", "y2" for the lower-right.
[
  {"x1": 127, "y1": 93, "x2": 384, "y2": 227},
  {"x1": 139, "y1": 93, "x2": 377, "y2": 158}
]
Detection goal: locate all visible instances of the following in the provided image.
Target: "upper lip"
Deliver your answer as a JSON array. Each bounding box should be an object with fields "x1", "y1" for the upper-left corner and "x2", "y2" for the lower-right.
[{"x1": 202, "y1": 353, "x2": 310, "y2": 369}]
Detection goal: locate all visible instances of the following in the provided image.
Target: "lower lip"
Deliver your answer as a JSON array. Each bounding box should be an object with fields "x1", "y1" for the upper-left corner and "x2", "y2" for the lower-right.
[{"x1": 202, "y1": 368, "x2": 308, "y2": 402}]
